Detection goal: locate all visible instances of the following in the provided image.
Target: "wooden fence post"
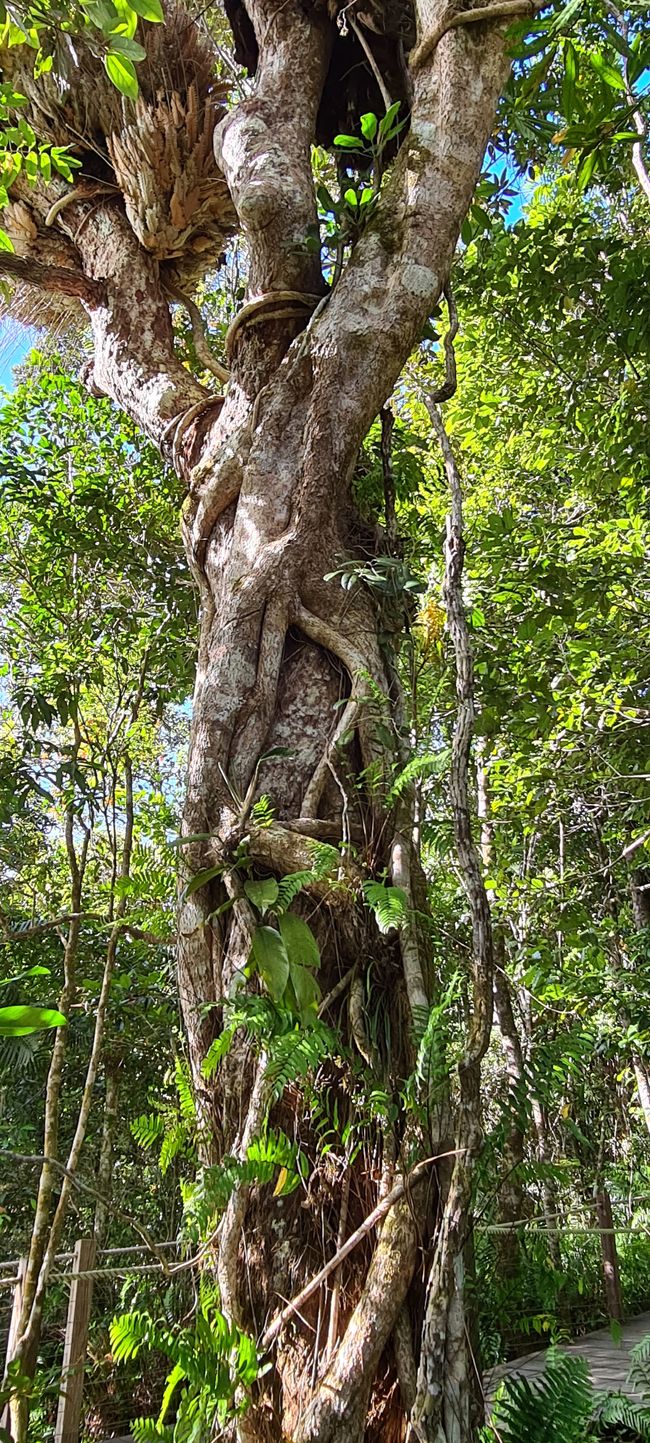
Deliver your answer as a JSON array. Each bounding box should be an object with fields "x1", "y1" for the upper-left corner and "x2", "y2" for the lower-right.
[
  {"x1": 1, "y1": 1257, "x2": 26, "y2": 1432},
  {"x1": 54, "y1": 1238, "x2": 96, "y2": 1443}
]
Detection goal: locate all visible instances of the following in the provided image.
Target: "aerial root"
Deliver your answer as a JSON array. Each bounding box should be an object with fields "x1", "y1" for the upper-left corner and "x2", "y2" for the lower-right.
[
  {"x1": 301, "y1": 695, "x2": 359, "y2": 818},
  {"x1": 161, "y1": 395, "x2": 226, "y2": 476},
  {"x1": 224, "y1": 290, "x2": 323, "y2": 359},
  {"x1": 164, "y1": 278, "x2": 231, "y2": 384}
]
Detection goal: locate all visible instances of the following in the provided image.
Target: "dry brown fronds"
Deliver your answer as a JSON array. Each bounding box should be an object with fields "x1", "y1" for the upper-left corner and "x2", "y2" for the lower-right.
[{"x1": 0, "y1": 3, "x2": 235, "y2": 325}]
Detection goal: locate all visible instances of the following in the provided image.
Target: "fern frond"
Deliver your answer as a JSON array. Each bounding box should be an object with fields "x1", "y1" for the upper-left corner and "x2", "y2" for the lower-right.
[
  {"x1": 362, "y1": 880, "x2": 408, "y2": 934},
  {"x1": 265, "y1": 1021, "x2": 337, "y2": 1096},
  {"x1": 159, "y1": 1120, "x2": 189, "y2": 1175},
  {"x1": 251, "y1": 794, "x2": 275, "y2": 828},
  {"x1": 307, "y1": 841, "x2": 342, "y2": 878},
  {"x1": 387, "y1": 750, "x2": 447, "y2": 803},
  {"x1": 593, "y1": 1389, "x2": 650, "y2": 1439},
  {"x1": 276, "y1": 870, "x2": 315, "y2": 912},
  {"x1": 628, "y1": 1332, "x2": 650, "y2": 1396},
  {"x1": 130, "y1": 1113, "x2": 165, "y2": 1149},
  {"x1": 202, "y1": 1027, "x2": 235, "y2": 1079},
  {"x1": 110, "y1": 1310, "x2": 156, "y2": 1363},
  {"x1": 174, "y1": 1058, "x2": 196, "y2": 1126},
  {"x1": 158, "y1": 1363, "x2": 186, "y2": 1425},
  {"x1": 131, "y1": 1419, "x2": 172, "y2": 1442},
  {"x1": 489, "y1": 1349, "x2": 593, "y2": 1443}
]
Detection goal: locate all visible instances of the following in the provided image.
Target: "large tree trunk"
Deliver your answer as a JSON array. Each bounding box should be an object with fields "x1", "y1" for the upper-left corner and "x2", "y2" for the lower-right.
[{"x1": 2, "y1": 0, "x2": 516, "y2": 1433}]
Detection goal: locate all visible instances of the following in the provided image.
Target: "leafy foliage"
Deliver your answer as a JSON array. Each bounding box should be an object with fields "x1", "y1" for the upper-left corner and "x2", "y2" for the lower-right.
[
  {"x1": 483, "y1": 1350, "x2": 595, "y2": 1442},
  {"x1": 110, "y1": 1291, "x2": 258, "y2": 1443}
]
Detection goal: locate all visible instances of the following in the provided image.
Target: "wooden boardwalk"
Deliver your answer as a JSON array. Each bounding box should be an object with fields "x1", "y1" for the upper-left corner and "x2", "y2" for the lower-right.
[
  {"x1": 96, "y1": 1315, "x2": 650, "y2": 1441},
  {"x1": 486, "y1": 1311, "x2": 650, "y2": 1400}
]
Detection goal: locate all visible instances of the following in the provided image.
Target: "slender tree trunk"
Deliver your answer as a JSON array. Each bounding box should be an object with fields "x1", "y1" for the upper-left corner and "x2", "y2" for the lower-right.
[
  {"x1": 6, "y1": 807, "x2": 88, "y2": 1443},
  {"x1": 491, "y1": 949, "x2": 527, "y2": 1274},
  {"x1": 595, "y1": 822, "x2": 650, "y2": 1138},
  {"x1": 491, "y1": 956, "x2": 561, "y2": 1273},
  {"x1": 595, "y1": 1188, "x2": 623, "y2": 1324},
  {"x1": 94, "y1": 1060, "x2": 120, "y2": 1247},
  {"x1": 409, "y1": 404, "x2": 495, "y2": 1443},
  {"x1": 477, "y1": 754, "x2": 527, "y2": 1273},
  {"x1": 8, "y1": 762, "x2": 134, "y2": 1441}
]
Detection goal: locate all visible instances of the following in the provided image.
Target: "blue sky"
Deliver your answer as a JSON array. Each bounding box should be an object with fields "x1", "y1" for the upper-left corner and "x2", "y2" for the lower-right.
[{"x1": 0, "y1": 320, "x2": 35, "y2": 391}]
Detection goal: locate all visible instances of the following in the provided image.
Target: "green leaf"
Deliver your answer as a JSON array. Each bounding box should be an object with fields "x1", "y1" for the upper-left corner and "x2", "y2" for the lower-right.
[
  {"x1": 158, "y1": 1362, "x2": 185, "y2": 1424},
  {"x1": 577, "y1": 148, "x2": 598, "y2": 189},
  {"x1": 360, "y1": 111, "x2": 377, "y2": 141},
  {"x1": 250, "y1": 926, "x2": 289, "y2": 1001},
  {"x1": 333, "y1": 134, "x2": 363, "y2": 150},
  {"x1": 562, "y1": 40, "x2": 578, "y2": 116},
  {"x1": 588, "y1": 51, "x2": 626, "y2": 91},
  {"x1": 104, "y1": 51, "x2": 139, "y2": 99},
  {"x1": 288, "y1": 962, "x2": 320, "y2": 1017},
  {"x1": 278, "y1": 912, "x2": 320, "y2": 970},
  {"x1": 0, "y1": 1005, "x2": 67, "y2": 1036},
  {"x1": 317, "y1": 183, "x2": 337, "y2": 214},
  {"x1": 128, "y1": 0, "x2": 164, "y2": 18},
  {"x1": 344, "y1": 188, "x2": 358, "y2": 207},
  {"x1": 378, "y1": 101, "x2": 401, "y2": 142},
  {"x1": 0, "y1": 964, "x2": 50, "y2": 988},
  {"x1": 244, "y1": 877, "x2": 279, "y2": 915},
  {"x1": 258, "y1": 746, "x2": 294, "y2": 763},
  {"x1": 108, "y1": 33, "x2": 147, "y2": 60},
  {"x1": 546, "y1": 0, "x2": 583, "y2": 38},
  {"x1": 182, "y1": 864, "x2": 222, "y2": 899},
  {"x1": 83, "y1": 0, "x2": 119, "y2": 28},
  {"x1": 0, "y1": 228, "x2": 14, "y2": 253}
]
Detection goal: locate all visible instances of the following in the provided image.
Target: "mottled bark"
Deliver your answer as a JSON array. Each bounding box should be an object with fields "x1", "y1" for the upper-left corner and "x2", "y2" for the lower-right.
[
  {"x1": 10, "y1": 0, "x2": 518, "y2": 1433},
  {"x1": 94, "y1": 1060, "x2": 120, "y2": 1247}
]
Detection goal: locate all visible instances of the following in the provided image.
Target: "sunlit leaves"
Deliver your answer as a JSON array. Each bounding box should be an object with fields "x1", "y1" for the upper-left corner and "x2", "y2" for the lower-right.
[
  {"x1": 104, "y1": 49, "x2": 138, "y2": 96},
  {"x1": 503, "y1": 0, "x2": 650, "y2": 194},
  {"x1": 0, "y1": 1004, "x2": 66, "y2": 1035}
]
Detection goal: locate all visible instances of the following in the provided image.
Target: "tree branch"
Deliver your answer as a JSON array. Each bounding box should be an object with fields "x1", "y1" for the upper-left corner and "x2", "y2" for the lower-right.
[
  {"x1": 410, "y1": 0, "x2": 540, "y2": 72},
  {"x1": 0, "y1": 911, "x2": 169, "y2": 945},
  {"x1": 0, "y1": 251, "x2": 106, "y2": 306},
  {"x1": 164, "y1": 280, "x2": 231, "y2": 385},
  {"x1": 0, "y1": 1151, "x2": 167, "y2": 1264}
]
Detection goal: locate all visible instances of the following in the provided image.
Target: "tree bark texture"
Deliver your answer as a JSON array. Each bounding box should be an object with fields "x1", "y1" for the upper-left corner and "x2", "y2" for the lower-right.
[
  {"x1": 594, "y1": 1188, "x2": 623, "y2": 1324},
  {"x1": 6, "y1": 1, "x2": 516, "y2": 1435}
]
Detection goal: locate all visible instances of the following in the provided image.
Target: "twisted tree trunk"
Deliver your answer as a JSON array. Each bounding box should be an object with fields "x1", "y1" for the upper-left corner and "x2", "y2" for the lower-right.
[{"x1": 3, "y1": 0, "x2": 517, "y2": 1433}]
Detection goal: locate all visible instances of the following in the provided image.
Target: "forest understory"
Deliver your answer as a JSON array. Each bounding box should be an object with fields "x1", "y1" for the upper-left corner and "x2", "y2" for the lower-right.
[{"x1": 0, "y1": 0, "x2": 648, "y2": 1438}]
